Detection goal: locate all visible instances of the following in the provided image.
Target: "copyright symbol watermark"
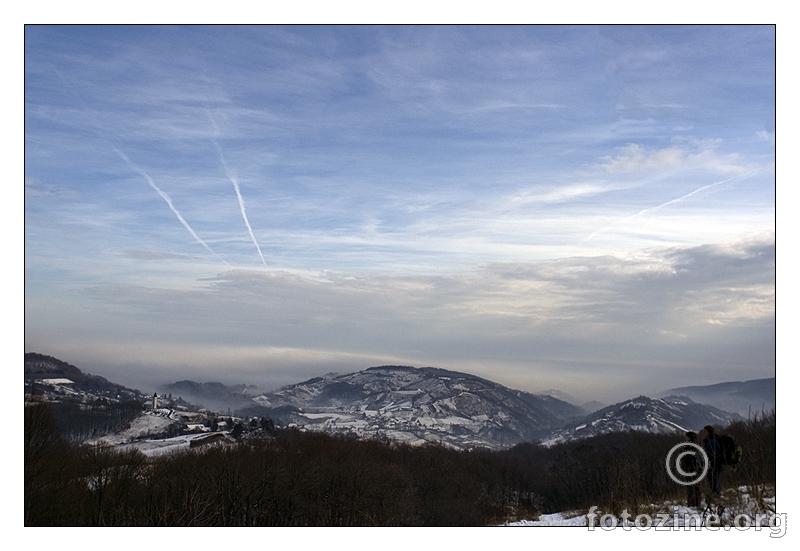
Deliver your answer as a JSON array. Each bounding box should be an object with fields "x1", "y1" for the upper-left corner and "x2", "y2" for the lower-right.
[{"x1": 665, "y1": 442, "x2": 709, "y2": 486}]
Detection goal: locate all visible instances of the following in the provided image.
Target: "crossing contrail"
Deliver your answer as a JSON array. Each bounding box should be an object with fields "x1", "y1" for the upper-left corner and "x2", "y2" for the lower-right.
[
  {"x1": 213, "y1": 140, "x2": 268, "y2": 266},
  {"x1": 584, "y1": 169, "x2": 759, "y2": 243},
  {"x1": 633, "y1": 170, "x2": 757, "y2": 218},
  {"x1": 52, "y1": 65, "x2": 230, "y2": 267},
  {"x1": 114, "y1": 148, "x2": 229, "y2": 266}
]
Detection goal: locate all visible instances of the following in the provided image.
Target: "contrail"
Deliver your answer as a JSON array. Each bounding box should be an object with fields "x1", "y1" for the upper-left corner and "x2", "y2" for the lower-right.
[
  {"x1": 212, "y1": 140, "x2": 268, "y2": 266},
  {"x1": 633, "y1": 169, "x2": 758, "y2": 218},
  {"x1": 584, "y1": 169, "x2": 759, "y2": 243},
  {"x1": 114, "y1": 148, "x2": 229, "y2": 266},
  {"x1": 51, "y1": 65, "x2": 230, "y2": 267}
]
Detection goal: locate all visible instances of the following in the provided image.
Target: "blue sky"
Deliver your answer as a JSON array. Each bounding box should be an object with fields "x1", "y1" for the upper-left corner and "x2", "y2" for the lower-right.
[{"x1": 24, "y1": 25, "x2": 775, "y2": 402}]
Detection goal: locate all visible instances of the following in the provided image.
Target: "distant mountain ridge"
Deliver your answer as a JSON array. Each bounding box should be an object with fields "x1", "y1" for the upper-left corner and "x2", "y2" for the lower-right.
[
  {"x1": 659, "y1": 377, "x2": 775, "y2": 418},
  {"x1": 26, "y1": 353, "x2": 771, "y2": 451}
]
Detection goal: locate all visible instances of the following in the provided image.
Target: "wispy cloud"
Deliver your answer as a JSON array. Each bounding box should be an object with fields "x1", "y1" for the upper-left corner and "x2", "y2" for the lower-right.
[
  {"x1": 25, "y1": 176, "x2": 77, "y2": 199},
  {"x1": 123, "y1": 250, "x2": 193, "y2": 261},
  {"x1": 598, "y1": 141, "x2": 751, "y2": 175},
  {"x1": 757, "y1": 130, "x2": 775, "y2": 145}
]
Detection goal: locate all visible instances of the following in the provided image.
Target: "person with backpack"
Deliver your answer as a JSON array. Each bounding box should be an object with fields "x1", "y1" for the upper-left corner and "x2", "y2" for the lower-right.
[
  {"x1": 682, "y1": 431, "x2": 703, "y2": 507},
  {"x1": 702, "y1": 425, "x2": 724, "y2": 498}
]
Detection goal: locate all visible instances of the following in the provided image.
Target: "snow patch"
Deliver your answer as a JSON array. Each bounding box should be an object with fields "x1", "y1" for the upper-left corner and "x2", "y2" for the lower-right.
[{"x1": 503, "y1": 512, "x2": 586, "y2": 526}]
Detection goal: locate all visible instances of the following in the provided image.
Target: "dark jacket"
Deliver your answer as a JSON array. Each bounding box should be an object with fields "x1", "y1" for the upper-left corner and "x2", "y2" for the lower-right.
[{"x1": 704, "y1": 436, "x2": 723, "y2": 463}]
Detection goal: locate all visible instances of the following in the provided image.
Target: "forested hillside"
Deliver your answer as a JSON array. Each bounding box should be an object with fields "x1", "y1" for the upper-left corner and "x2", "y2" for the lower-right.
[{"x1": 25, "y1": 400, "x2": 775, "y2": 526}]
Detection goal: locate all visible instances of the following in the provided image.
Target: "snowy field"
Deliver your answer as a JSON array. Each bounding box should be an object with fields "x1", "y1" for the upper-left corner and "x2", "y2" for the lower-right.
[
  {"x1": 503, "y1": 485, "x2": 778, "y2": 529},
  {"x1": 504, "y1": 512, "x2": 588, "y2": 526},
  {"x1": 88, "y1": 411, "x2": 216, "y2": 457}
]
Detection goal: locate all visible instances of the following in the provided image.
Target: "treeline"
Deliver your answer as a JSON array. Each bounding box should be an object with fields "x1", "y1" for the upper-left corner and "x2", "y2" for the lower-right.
[
  {"x1": 25, "y1": 402, "x2": 775, "y2": 526},
  {"x1": 504, "y1": 412, "x2": 776, "y2": 515},
  {"x1": 25, "y1": 397, "x2": 143, "y2": 443}
]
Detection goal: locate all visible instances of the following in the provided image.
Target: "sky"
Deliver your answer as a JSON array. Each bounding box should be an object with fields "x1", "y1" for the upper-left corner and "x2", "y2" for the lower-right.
[{"x1": 24, "y1": 25, "x2": 776, "y2": 404}]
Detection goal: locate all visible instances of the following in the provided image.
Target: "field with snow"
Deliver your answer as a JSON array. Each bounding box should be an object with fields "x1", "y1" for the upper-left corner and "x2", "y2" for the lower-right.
[
  {"x1": 88, "y1": 411, "x2": 219, "y2": 457},
  {"x1": 503, "y1": 485, "x2": 777, "y2": 529}
]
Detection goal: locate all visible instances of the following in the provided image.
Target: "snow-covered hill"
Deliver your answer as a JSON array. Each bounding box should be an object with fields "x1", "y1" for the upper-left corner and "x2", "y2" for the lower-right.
[
  {"x1": 245, "y1": 365, "x2": 585, "y2": 450},
  {"x1": 541, "y1": 395, "x2": 740, "y2": 446},
  {"x1": 25, "y1": 352, "x2": 144, "y2": 402}
]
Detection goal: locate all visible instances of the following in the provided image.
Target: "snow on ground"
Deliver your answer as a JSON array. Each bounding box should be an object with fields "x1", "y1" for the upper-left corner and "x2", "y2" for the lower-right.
[
  {"x1": 92, "y1": 412, "x2": 176, "y2": 446},
  {"x1": 503, "y1": 512, "x2": 587, "y2": 526},
  {"x1": 88, "y1": 411, "x2": 220, "y2": 457},
  {"x1": 502, "y1": 485, "x2": 776, "y2": 527},
  {"x1": 94, "y1": 430, "x2": 230, "y2": 457},
  {"x1": 118, "y1": 434, "x2": 197, "y2": 457},
  {"x1": 115, "y1": 433, "x2": 225, "y2": 457}
]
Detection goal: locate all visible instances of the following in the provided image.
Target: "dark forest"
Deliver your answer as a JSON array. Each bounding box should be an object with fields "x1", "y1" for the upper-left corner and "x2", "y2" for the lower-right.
[{"x1": 25, "y1": 402, "x2": 775, "y2": 526}]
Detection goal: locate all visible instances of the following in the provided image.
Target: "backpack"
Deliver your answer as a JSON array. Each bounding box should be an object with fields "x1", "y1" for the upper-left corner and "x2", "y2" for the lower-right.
[{"x1": 718, "y1": 434, "x2": 742, "y2": 470}]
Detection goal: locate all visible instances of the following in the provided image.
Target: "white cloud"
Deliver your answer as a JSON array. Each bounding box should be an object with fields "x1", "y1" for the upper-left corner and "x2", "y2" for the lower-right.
[
  {"x1": 599, "y1": 141, "x2": 751, "y2": 175},
  {"x1": 757, "y1": 130, "x2": 775, "y2": 145},
  {"x1": 24, "y1": 177, "x2": 77, "y2": 199},
  {"x1": 512, "y1": 182, "x2": 614, "y2": 205},
  {"x1": 26, "y1": 236, "x2": 774, "y2": 402}
]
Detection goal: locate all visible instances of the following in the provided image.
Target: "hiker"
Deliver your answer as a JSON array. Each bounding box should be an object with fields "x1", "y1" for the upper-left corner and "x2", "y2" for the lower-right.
[
  {"x1": 702, "y1": 425, "x2": 724, "y2": 498},
  {"x1": 682, "y1": 431, "x2": 702, "y2": 507}
]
